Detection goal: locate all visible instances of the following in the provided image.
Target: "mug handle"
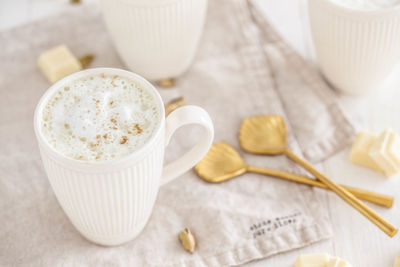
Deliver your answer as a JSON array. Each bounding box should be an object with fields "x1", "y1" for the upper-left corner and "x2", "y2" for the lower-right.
[{"x1": 160, "y1": 105, "x2": 214, "y2": 186}]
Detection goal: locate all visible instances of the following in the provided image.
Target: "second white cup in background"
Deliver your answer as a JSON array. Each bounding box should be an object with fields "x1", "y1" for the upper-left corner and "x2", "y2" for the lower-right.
[
  {"x1": 101, "y1": 0, "x2": 208, "y2": 81},
  {"x1": 308, "y1": 0, "x2": 400, "y2": 95}
]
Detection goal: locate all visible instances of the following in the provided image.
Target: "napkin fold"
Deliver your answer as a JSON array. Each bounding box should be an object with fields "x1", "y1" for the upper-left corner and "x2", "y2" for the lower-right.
[{"x1": 0, "y1": 0, "x2": 355, "y2": 266}]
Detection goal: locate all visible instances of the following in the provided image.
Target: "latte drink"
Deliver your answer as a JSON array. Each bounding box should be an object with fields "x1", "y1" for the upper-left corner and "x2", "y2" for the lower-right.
[
  {"x1": 41, "y1": 73, "x2": 161, "y2": 161},
  {"x1": 34, "y1": 68, "x2": 213, "y2": 246}
]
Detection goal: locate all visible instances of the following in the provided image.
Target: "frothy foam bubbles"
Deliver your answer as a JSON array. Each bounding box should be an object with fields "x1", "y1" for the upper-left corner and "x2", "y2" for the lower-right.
[{"x1": 41, "y1": 73, "x2": 160, "y2": 161}]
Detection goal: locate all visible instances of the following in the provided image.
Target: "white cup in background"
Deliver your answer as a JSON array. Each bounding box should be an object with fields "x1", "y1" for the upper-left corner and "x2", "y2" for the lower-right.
[
  {"x1": 308, "y1": 0, "x2": 400, "y2": 95},
  {"x1": 101, "y1": 0, "x2": 208, "y2": 81},
  {"x1": 33, "y1": 68, "x2": 214, "y2": 246}
]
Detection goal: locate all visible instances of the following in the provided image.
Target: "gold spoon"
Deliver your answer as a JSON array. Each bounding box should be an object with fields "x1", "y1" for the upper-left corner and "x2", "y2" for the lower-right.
[
  {"x1": 239, "y1": 115, "x2": 398, "y2": 237},
  {"x1": 194, "y1": 142, "x2": 393, "y2": 208}
]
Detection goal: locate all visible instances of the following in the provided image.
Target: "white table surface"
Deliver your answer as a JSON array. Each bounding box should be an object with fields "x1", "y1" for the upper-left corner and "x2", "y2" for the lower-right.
[{"x1": 1, "y1": 0, "x2": 400, "y2": 266}]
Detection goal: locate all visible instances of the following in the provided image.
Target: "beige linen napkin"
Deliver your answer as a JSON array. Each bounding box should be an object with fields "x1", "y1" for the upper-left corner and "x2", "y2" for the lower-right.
[{"x1": 0, "y1": 0, "x2": 355, "y2": 266}]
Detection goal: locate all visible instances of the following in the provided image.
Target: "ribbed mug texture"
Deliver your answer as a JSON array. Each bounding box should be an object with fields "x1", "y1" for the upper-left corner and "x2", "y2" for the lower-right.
[
  {"x1": 101, "y1": 0, "x2": 208, "y2": 80},
  {"x1": 34, "y1": 68, "x2": 168, "y2": 246},
  {"x1": 34, "y1": 68, "x2": 214, "y2": 246},
  {"x1": 309, "y1": 0, "x2": 400, "y2": 94},
  {"x1": 39, "y1": 135, "x2": 164, "y2": 246}
]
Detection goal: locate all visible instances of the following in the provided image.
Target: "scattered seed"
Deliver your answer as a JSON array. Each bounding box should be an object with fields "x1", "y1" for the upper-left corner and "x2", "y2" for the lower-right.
[
  {"x1": 120, "y1": 136, "x2": 128, "y2": 144},
  {"x1": 179, "y1": 228, "x2": 196, "y2": 253},
  {"x1": 134, "y1": 124, "x2": 143, "y2": 134},
  {"x1": 78, "y1": 54, "x2": 95, "y2": 68}
]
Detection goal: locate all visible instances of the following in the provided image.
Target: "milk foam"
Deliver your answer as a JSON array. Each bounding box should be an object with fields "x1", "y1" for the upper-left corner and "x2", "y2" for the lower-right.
[
  {"x1": 41, "y1": 73, "x2": 160, "y2": 162},
  {"x1": 330, "y1": 0, "x2": 400, "y2": 9}
]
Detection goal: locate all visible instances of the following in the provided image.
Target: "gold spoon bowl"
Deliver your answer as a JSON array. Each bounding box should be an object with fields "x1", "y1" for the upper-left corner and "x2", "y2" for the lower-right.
[
  {"x1": 239, "y1": 115, "x2": 287, "y2": 154},
  {"x1": 194, "y1": 142, "x2": 393, "y2": 208},
  {"x1": 239, "y1": 115, "x2": 397, "y2": 237}
]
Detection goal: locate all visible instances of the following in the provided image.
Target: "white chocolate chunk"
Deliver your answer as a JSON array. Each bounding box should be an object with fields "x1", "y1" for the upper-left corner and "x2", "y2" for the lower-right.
[
  {"x1": 394, "y1": 254, "x2": 400, "y2": 267},
  {"x1": 350, "y1": 131, "x2": 383, "y2": 173},
  {"x1": 388, "y1": 132, "x2": 400, "y2": 167},
  {"x1": 38, "y1": 45, "x2": 82, "y2": 83},
  {"x1": 327, "y1": 257, "x2": 352, "y2": 267},
  {"x1": 293, "y1": 253, "x2": 330, "y2": 267},
  {"x1": 327, "y1": 258, "x2": 341, "y2": 267},
  {"x1": 369, "y1": 129, "x2": 400, "y2": 177}
]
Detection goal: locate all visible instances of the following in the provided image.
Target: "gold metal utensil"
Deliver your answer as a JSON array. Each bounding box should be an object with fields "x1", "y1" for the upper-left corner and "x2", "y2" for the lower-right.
[
  {"x1": 194, "y1": 142, "x2": 394, "y2": 208},
  {"x1": 239, "y1": 115, "x2": 398, "y2": 237},
  {"x1": 165, "y1": 96, "x2": 185, "y2": 116}
]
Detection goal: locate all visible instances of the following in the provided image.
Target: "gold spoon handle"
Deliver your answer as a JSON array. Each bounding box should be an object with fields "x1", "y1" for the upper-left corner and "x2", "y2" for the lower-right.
[
  {"x1": 246, "y1": 165, "x2": 393, "y2": 208},
  {"x1": 341, "y1": 185, "x2": 394, "y2": 208},
  {"x1": 284, "y1": 149, "x2": 398, "y2": 237}
]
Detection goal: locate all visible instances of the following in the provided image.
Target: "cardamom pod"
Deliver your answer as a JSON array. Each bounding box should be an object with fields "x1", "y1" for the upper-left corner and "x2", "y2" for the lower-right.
[
  {"x1": 179, "y1": 228, "x2": 196, "y2": 253},
  {"x1": 78, "y1": 54, "x2": 95, "y2": 68},
  {"x1": 157, "y1": 78, "x2": 176, "y2": 88}
]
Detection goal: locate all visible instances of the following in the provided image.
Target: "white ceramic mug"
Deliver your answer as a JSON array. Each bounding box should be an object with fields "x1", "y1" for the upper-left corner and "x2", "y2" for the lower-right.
[
  {"x1": 33, "y1": 68, "x2": 214, "y2": 246},
  {"x1": 101, "y1": 0, "x2": 208, "y2": 81},
  {"x1": 308, "y1": 0, "x2": 400, "y2": 94}
]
